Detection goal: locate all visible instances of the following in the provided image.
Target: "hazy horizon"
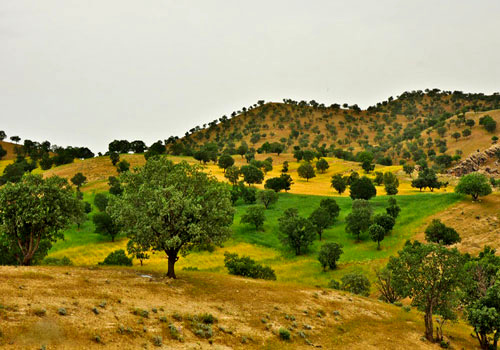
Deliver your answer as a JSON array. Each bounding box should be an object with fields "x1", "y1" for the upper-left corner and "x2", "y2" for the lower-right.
[{"x1": 1, "y1": 0, "x2": 500, "y2": 153}]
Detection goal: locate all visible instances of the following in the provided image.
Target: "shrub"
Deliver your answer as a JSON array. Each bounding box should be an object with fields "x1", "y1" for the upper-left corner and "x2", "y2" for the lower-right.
[
  {"x1": 152, "y1": 335, "x2": 163, "y2": 347},
  {"x1": 189, "y1": 314, "x2": 216, "y2": 339},
  {"x1": 224, "y1": 252, "x2": 276, "y2": 280},
  {"x1": 41, "y1": 256, "x2": 73, "y2": 266},
  {"x1": 99, "y1": 250, "x2": 133, "y2": 266},
  {"x1": 278, "y1": 328, "x2": 291, "y2": 341},
  {"x1": 341, "y1": 272, "x2": 371, "y2": 296},
  {"x1": 424, "y1": 219, "x2": 461, "y2": 245},
  {"x1": 328, "y1": 279, "x2": 341, "y2": 290}
]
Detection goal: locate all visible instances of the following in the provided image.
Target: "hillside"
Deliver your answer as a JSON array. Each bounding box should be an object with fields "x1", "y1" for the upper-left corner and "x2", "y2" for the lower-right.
[
  {"x1": 40, "y1": 154, "x2": 456, "y2": 196},
  {"x1": 0, "y1": 266, "x2": 477, "y2": 349},
  {"x1": 0, "y1": 141, "x2": 20, "y2": 161},
  {"x1": 175, "y1": 90, "x2": 500, "y2": 169}
]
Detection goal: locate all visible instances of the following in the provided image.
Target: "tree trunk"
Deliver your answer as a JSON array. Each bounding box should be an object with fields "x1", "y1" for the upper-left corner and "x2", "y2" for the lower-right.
[
  {"x1": 166, "y1": 250, "x2": 179, "y2": 279},
  {"x1": 377, "y1": 241, "x2": 381, "y2": 250},
  {"x1": 424, "y1": 310, "x2": 434, "y2": 342}
]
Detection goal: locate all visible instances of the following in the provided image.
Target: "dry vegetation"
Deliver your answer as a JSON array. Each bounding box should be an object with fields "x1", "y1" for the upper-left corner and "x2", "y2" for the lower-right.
[
  {"x1": 0, "y1": 266, "x2": 477, "y2": 349},
  {"x1": 414, "y1": 193, "x2": 500, "y2": 255}
]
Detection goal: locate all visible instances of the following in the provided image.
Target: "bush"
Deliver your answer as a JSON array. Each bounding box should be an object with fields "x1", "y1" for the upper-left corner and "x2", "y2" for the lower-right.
[
  {"x1": 224, "y1": 252, "x2": 276, "y2": 280},
  {"x1": 328, "y1": 279, "x2": 341, "y2": 290},
  {"x1": 278, "y1": 328, "x2": 291, "y2": 341},
  {"x1": 341, "y1": 272, "x2": 371, "y2": 296},
  {"x1": 99, "y1": 250, "x2": 133, "y2": 266},
  {"x1": 424, "y1": 219, "x2": 461, "y2": 245},
  {"x1": 41, "y1": 256, "x2": 73, "y2": 266}
]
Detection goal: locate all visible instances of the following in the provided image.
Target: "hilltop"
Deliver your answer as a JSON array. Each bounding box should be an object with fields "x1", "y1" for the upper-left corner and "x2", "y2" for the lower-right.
[
  {"x1": 174, "y1": 90, "x2": 500, "y2": 171},
  {"x1": 0, "y1": 266, "x2": 477, "y2": 349}
]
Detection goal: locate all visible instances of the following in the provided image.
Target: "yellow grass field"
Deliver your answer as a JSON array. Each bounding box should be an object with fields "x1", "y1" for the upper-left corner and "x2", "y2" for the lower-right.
[{"x1": 40, "y1": 153, "x2": 456, "y2": 196}]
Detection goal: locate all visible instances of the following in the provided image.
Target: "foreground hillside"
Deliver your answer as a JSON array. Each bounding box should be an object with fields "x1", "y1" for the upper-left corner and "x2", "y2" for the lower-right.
[{"x1": 0, "y1": 266, "x2": 476, "y2": 349}]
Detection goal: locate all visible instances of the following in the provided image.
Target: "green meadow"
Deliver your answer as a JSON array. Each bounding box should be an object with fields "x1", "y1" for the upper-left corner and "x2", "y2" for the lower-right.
[{"x1": 48, "y1": 190, "x2": 462, "y2": 287}]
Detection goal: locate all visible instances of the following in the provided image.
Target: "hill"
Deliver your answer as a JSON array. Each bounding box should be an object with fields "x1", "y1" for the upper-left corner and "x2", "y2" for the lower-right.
[
  {"x1": 0, "y1": 141, "x2": 20, "y2": 161},
  {"x1": 0, "y1": 266, "x2": 477, "y2": 349},
  {"x1": 174, "y1": 90, "x2": 500, "y2": 170},
  {"x1": 40, "y1": 154, "x2": 456, "y2": 196}
]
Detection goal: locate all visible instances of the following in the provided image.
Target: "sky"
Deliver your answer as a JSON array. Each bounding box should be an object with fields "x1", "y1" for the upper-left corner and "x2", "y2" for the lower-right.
[{"x1": 1, "y1": 1, "x2": 500, "y2": 153}]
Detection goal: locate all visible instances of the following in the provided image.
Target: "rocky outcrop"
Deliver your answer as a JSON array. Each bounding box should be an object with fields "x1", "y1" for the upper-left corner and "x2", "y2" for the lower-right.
[{"x1": 448, "y1": 144, "x2": 500, "y2": 177}]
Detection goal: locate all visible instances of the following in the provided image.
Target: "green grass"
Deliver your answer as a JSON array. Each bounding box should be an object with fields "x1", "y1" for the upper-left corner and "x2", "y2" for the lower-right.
[{"x1": 48, "y1": 190, "x2": 462, "y2": 288}]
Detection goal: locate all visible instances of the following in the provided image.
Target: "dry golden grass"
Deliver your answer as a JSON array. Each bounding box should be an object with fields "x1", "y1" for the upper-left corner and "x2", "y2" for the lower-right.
[
  {"x1": 0, "y1": 266, "x2": 478, "y2": 349},
  {"x1": 423, "y1": 109, "x2": 500, "y2": 156},
  {"x1": 40, "y1": 153, "x2": 456, "y2": 196},
  {"x1": 414, "y1": 193, "x2": 500, "y2": 255},
  {"x1": 0, "y1": 141, "x2": 20, "y2": 161}
]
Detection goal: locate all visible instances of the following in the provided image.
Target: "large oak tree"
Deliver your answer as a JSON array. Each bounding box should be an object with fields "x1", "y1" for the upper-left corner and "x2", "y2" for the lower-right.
[{"x1": 108, "y1": 157, "x2": 234, "y2": 278}]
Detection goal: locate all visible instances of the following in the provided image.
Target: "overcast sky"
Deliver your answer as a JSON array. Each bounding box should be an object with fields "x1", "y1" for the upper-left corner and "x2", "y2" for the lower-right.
[{"x1": 1, "y1": 1, "x2": 500, "y2": 153}]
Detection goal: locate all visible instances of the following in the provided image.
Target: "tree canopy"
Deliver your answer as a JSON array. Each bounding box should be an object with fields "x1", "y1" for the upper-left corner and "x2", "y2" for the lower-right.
[
  {"x1": 108, "y1": 157, "x2": 234, "y2": 278},
  {"x1": 0, "y1": 174, "x2": 83, "y2": 265},
  {"x1": 455, "y1": 172, "x2": 492, "y2": 201}
]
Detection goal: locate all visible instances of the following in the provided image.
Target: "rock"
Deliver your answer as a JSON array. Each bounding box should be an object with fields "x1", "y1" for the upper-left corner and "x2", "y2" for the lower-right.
[{"x1": 448, "y1": 144, "x2": 500, "y2": 177}]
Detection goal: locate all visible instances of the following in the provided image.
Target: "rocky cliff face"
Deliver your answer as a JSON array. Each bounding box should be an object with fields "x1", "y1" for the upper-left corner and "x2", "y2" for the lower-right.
[{"x1": 448, "y1": 144, "x2": 500, "y2": 177}]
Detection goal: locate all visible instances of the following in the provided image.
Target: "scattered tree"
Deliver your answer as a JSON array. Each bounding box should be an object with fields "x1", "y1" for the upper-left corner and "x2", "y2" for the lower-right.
[
  {"x1": 240, "y1": 165, "x2": 264, "y2": 186},
  {"x1": 297, "y1": 163, "x2": 316, "y2": 182},
  {"x1": 257, "y1": 190, "x2": 278, "y2": 209},
  {"x1": 386, "y1": 197, "x2": 401, "y2": 218},
  {"x1": 424, "y1": 219, "x2": 460, "y2": 245},
  {"x1": 241, "y1": 205, "x2": 266, "y2": 231},
  {"x1": 330, "y1": 174, "x2": 347, "y2": 194},
  {"x1": 455, "y1": 172, "x2": 492, "y2": 201},
  {"x1": 94, "y1": 193, "x2": 109, "y2": 212},
  {"x1": 318, "y1": 242, "x2": 343, "y2": 270},
  {"x1": 350, "y1": 176, "x2": 376, "y2": 200},
  {"x1": 319, "y1": 198, "x2": 340, "y2": 225},
  {"x1": 309, "y1": 207, "x2": 330, "y2": 240},
  {"x1": 387, "y1": 241, "x2": 465, "y2": 342},
  {"x1": 218, "y1": 154, "x2": 235, "y2": 173},
  {"x1": 93, "y1": 212, "x2": 121, "y2": 242},
  {"x1": 278, "y1": 208, "x2": 315, "y2": 255},
  {"x1": 316, "y1": 158, "x2": 329, "y2": 173},
  {"x1": 0, "y1": 174, "x2": 83, "y2": 265},
  {"x1": 345, "y1": 199, "x2": 373, "y2": 241},
  {"x1": 368, "y1": 223, "x2": 386, "y2": 250},
  {"x1": 70, "y1": 172, "x2": 87, "y2": 191}
]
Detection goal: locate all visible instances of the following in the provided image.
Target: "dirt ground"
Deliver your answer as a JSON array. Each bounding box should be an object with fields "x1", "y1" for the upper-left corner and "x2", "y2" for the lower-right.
[
  {"x1": 414, "y1": 193, "x2": 500, "y2": 255},
  {"x1": 0, "y1": 266, "x2": 478, "y2": 350}
]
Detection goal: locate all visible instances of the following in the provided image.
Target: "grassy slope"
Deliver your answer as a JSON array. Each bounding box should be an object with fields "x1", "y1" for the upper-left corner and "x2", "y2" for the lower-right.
[
  {"x1": 47, "y1": 191, "x2": 462, "y2": 289},
  {"x1": 40, "y1": 153, "x2": 456, "y2": 196},
  {"x1": 422, "y1": 109, "x2": 500, "y2": 156},
  {"x1": 0, "y1": 141, "x2": 20, "y2": 161},
  {"x1": 0, "y1": 266, "x2": 477, "y2": 350}
]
